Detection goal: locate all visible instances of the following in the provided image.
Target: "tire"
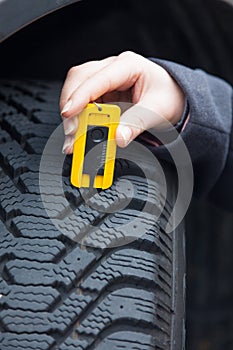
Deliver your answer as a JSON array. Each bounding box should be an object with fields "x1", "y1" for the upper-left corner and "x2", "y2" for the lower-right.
[
  {"x1": 0, "y1": 79, "x2": 185, "y2": 350},
  {"x1": 0, "y1": 0, "x2": 81, "y2": 43}
]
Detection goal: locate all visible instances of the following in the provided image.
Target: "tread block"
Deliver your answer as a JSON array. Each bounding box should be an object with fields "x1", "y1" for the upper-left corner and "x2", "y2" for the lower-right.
[
  {"x1": 2, "y1": 114, "x2": 56, "y2": 142},
  {"x1": 81, "y1": 248, "x2": 171, "y2": 299},
  {"x1": 9, "y1": 95, "x2": 59, "y2": 116},
  {"x1": 0, "y1": 101, "x2": 17, "y2": 117},
  {"x1": 84, "y1": 209, "x2": 162, "y2": 249},
  {"x1": 0, "y1": 174, "x2": 70, "y2": 220},
  {"x1": 59, "y1": 338, "x2": 88, "y2": 350},
  {"x1": 53, "y1": 204, "x2": 105, "y2": 242},
  {"x1": 32, "y1": 111, "x2": 61, "y2": 125},
  {"x1": 24, "y1": 137, "x2": 48, "y2": 154},
  {"x1": 18, "y1": 173, "x2": 81, "y2": 199},
  {"x1": 0, "y1": 141, "x2": 40, "y2": 176},
  {"x1": 0, "y1": 129, "x2": 11, "y2": 144},
  {"x1": 10, "y1": 216, "x2": 64, "y2": 239},
  {"x1": 77, "y1": 288, "x2": 170, "y2": 340},
  {"x1": 0, "y1": 230, "x2": 66, "y2": 262},
  {"x1": 0, "y1": 87, "x2": 20, "y2": 101},
  {"x1": 94, "y1": 331, "x2": 166, "y2": 350},
  {"x1": 0, "y1": 333, "x2": 55, "y2": 350},
  {"x1": 4, "y1": 246, "x2": 96, "y2": 288},
  {"x1": 0, "y1": 285, "x2": 60, "y2": 312},
  {"x1": 0, "y1": 293, "x2": 90, "y2": 334}
]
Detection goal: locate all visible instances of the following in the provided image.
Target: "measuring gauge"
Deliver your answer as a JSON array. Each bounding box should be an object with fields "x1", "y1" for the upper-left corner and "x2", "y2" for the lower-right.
[{"x1": 71, "y1": 103, "x2": 120, "y2": 189}]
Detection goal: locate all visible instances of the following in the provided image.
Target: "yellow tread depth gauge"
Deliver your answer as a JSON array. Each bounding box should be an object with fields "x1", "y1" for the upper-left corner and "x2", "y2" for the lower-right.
[{"x1": 71, "y1": 103, "x2": 121, "y2": 189}]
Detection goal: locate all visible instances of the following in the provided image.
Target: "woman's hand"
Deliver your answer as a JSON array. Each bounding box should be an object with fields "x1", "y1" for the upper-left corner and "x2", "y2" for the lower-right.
[{"x1": 60, "y1": 51, "x2": 185, "y2": 154}]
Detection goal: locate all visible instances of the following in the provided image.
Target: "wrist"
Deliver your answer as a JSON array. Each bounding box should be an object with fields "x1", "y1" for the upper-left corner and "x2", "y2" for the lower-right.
[
  {"x1": 165, "y1": 70, "x2": 186, "y2": 125},
  {"x1": 148, "y1": 58, "x2": 186, "y2": 126}
]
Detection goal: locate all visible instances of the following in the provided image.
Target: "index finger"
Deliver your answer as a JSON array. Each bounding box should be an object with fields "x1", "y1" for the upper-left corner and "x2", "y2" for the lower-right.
[
  {"x1": 61, "y1": 53, "x2": 141, "y2": 118},
  {"x1": 60, "y1": 56, "x2": 117, "y2": 113}
]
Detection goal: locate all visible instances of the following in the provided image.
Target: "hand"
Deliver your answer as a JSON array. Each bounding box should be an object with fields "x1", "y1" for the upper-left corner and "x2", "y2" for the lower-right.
[{"x1": 60, "y1": 51, "x2": 185, "y2": 154}]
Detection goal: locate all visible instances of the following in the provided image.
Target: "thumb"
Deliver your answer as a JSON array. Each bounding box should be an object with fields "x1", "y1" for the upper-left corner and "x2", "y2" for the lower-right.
[{"x1": 116, "y1": 104, "x2": 168, "y2": 148}]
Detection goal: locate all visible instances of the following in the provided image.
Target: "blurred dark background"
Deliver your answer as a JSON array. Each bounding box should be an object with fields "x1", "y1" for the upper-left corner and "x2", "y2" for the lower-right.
[{"x1": 0, "y1": 0, "x2": 233, "y2": 349}]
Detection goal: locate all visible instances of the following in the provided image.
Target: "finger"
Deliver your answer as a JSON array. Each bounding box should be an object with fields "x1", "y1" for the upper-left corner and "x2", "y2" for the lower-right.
[
  {"x1": 116, "y1": 102, "x2": 168, "y2": 148},
  {"x1": 60, "y1": 57, "x2": 117, "y2": 138},
  {"x1": 60, "y1": 62, "x2": 99, "y2": 111},
  {"x1": 60, "y1": 56, "x2": 116, "y2": 113},
  {"x1": 63, "y1": 115, "x2": 78, "y2": 136},
  {"x1": 62, "y1": 134, "x2": 75, "y2": 154},
  {"x1": 61, "y1": 53, "x2": 140, "y2": 118}
]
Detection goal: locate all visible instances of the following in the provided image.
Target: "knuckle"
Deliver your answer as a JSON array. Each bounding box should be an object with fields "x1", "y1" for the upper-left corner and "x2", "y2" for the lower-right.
[
  {"x1": 119, "y1": 50, "x2": 135, "y2": 58},
  {"x1": 67, "y1": 66, "x2": 79, "y2": 76},
  {"x1": 118, "y1": 51, "x2": 142, "y2": 76}
]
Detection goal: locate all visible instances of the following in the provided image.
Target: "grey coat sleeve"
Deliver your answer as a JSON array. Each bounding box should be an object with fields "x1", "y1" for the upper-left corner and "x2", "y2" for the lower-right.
[{"x1": 149, "y1": 58, "x2": 233, "y2": 210}]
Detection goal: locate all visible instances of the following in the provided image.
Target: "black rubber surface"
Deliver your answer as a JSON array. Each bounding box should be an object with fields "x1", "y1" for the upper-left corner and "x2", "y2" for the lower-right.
[
  {"x1": 0, "y1": 80, "x2": 185, "y2": 350},
  {"x1": 0, "y1": 0, "x2": 81, "y2": 43}
]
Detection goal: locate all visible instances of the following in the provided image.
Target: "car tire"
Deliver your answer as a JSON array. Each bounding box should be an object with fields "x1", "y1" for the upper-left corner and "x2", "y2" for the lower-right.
[{"x1": 0, "y1": 79, "x2": 185, "y2": 350}]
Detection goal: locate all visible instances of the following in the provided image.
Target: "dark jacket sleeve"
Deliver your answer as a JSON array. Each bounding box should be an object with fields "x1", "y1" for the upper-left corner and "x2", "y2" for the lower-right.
[{"x1": 149, "y1": 58, "x2": 233, "y2": 211}]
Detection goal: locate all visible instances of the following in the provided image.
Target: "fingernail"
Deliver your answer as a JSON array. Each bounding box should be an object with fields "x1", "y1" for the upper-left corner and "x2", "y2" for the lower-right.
[
  {"x1": 62, "y1": 137, "x2": 73, "y2": 154},
  {"x1": 64, "y1": 117, "x2": 78, "y2": 135},
  {"x1": 120, "y1": 126, "x2": 132, "y2": 146},
  {"x1": 61, "y1": 100, "x2": 72, "y2": 115}
]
